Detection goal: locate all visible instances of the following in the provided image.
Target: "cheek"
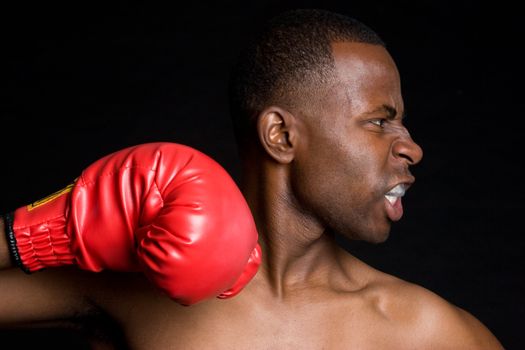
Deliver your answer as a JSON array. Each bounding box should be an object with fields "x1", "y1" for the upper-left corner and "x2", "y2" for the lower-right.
[
  {"x1": 290, "y1": 135, "x2": 392, "y2": 240},
  {"x1": 291, "y1": 142, "x2": 376, "y2": 221}
]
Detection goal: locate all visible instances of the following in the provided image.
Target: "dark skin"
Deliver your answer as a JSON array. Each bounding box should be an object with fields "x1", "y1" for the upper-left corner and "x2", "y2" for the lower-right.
[{"x1": 0, "y1": 42, "x2": 504, "y2": 349}]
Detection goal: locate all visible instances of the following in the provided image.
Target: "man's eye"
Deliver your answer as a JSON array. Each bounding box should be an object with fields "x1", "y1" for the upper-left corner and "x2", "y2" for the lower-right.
[{"x1": 370, "y1": 119, "x2": 386, "y2": 127}]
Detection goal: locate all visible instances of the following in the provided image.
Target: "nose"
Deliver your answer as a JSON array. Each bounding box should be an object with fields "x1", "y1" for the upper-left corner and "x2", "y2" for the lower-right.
[{"x1": 392, "y1": 135, "x2": 423, "y2": 166}]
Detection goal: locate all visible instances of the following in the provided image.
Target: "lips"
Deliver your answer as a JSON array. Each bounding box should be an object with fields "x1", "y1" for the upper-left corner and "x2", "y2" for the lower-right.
[{"x1": 384, "y1": 183, "x2": 410, "y2": 221}]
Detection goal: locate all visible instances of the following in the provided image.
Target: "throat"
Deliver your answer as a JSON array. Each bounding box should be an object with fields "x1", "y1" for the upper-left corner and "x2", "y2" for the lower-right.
[{"x1": 258, "y1": 232, "x2": 341, "y2": 298}]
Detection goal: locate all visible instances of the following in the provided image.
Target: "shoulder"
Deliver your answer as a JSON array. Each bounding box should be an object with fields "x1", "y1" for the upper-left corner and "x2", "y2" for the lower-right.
[{"x1": 374, "y1": 275, "x2": 504, "y2": 349}]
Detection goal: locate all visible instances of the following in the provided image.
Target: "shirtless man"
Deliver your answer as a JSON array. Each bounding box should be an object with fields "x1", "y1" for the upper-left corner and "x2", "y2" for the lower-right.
[{"x1": 0, "y1": 9, "x2": 504, "y2": 349}]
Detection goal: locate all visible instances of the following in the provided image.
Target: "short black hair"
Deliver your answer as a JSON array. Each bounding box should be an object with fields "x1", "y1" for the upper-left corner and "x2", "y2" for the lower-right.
[{"x1": 228, "y1": 8, "x2": 385, "y2": 155}]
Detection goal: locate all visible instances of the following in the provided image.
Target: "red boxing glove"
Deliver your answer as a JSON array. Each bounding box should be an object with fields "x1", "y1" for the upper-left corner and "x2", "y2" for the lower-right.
[{"x1": 3, "y1": 142, "x2": 261, "y2": 305}]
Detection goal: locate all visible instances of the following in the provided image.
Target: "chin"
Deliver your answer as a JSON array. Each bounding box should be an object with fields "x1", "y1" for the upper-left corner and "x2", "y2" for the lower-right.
[
  {"x1": 367, "y1": 232, "x2": 390, "y2": 244},
  {"x1": 362, "y1": 224, "x2": 391, "y2": 244},
  {"x1": 337, "y1": 225, "x2": 390, "y2": 244}
]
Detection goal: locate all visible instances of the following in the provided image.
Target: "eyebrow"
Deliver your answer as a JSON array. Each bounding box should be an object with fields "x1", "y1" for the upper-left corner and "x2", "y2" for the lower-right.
[{"x1": 366, "y1": 104, "x2": 406, "y2": 120}]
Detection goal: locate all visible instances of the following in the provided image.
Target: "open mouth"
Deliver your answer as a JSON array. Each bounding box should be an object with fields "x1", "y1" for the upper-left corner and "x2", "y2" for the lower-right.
[
  {"x1": 384, "y1": 183, "x2": 408, "y2": 221},
  {"x1": 384, "y1": 183, "x2": 407, "y2": 205}
]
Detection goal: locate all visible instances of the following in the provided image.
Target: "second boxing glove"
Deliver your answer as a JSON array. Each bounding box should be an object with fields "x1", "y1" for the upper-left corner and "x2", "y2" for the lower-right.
[{"x1": 3, "y1": 142, "x2": 261, "y2": 305}]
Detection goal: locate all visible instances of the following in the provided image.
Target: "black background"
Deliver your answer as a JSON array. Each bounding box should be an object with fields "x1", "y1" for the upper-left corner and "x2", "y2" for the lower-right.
[{"x1": 1, "y1": 1, "x2": 523, "y2": 348}]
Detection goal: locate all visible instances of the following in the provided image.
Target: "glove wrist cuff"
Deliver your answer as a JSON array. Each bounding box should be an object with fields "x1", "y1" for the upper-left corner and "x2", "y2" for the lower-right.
[
  {"x1": 12, "y1": 208, "x2": 76, "y2": 272},
  {"x1": 3, "y1": 212, "x2": 30, "y2": 273}
]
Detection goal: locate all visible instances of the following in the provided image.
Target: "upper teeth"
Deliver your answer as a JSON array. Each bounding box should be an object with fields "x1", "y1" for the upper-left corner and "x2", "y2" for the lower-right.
[{"x1": 385, "y1": 184, "x2": 406, "y2": 204}]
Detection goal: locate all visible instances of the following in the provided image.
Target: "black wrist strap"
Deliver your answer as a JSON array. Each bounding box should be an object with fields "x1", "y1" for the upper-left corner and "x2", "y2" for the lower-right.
[{"x1": 3, "y1": 212, "x2": 31, "y2": 274}]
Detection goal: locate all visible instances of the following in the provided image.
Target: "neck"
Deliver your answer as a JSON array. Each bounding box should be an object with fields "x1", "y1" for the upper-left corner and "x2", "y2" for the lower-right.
[{"x1": 240, "y1": 157, "x2": 343, "y2": 298}]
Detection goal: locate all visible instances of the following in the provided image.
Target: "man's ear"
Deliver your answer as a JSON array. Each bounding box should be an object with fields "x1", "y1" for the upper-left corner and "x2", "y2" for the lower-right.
[{"x1": 256, "y1": 106, "x2": 299, "y2": 164}]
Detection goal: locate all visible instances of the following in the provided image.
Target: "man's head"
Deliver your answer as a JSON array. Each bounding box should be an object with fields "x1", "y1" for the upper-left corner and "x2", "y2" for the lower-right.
[{"x1": 229, "y1": 9, "x2": 423, "y2": 243}]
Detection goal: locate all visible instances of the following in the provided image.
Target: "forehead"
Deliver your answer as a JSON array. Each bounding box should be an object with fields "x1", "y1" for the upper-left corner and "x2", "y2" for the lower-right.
[{"x1": 329, "y1": 42, "x2": 403, "y2": 115}]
